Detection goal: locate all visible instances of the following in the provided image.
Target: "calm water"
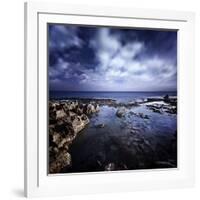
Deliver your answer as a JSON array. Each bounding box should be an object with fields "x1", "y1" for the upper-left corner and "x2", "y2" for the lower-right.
[
  {"x1": 50, "y1": 91, "x2": 177, "y2": 103},
  {"x1": 60, "y1": 104, "x2": 177, "y2": 173},
  {"x1": 49, "y1": 91, "x2": 177, "y2": 172}
]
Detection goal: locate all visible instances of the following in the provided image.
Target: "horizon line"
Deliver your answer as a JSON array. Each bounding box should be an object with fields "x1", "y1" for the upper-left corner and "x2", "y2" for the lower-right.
[{"x1": 49, "y1": 90, "x2": 177, "y2": 92}]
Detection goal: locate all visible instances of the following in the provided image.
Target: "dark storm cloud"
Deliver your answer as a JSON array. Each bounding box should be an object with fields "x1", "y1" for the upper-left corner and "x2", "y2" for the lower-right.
[{"x1": 48, "y1": 24, "x2": 177, "y2": 91}]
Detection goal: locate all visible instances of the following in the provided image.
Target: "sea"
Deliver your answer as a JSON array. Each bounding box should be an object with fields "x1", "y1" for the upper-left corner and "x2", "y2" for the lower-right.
[{"x1": 49, "y1": 91, "x2": 177, "y2": 102}]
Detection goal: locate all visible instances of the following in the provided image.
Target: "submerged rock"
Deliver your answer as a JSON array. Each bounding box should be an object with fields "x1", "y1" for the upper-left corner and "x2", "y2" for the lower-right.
[
  {"x1": 96, "y1": 123, "x2": 105, "y2": 128},
  {"x1": 105, "y1": 163, "x2": 116, "y2": 171},
  {"x1": 138, "y1": 113, "x2": 149, "y2": 119},
  {"x1": 128, "y1": 111, "x2": 149, "y2": 119},
  {"x1": 155, "y1": 161, "x2": 176, "y2": 168},
  {"x1": 116, "y1": 107, "x2": 126, "y2": 118}
]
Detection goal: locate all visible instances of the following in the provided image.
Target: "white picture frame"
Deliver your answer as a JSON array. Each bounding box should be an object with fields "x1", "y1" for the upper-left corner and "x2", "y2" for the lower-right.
[{"x1": 24, "y1": 1, "x2": 195, "y2": 197}]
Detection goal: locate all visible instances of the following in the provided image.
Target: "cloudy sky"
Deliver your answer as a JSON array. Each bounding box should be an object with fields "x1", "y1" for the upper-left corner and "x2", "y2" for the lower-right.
[{"x1": 48, "y1": 24, "x2": 177, "y2": 92}]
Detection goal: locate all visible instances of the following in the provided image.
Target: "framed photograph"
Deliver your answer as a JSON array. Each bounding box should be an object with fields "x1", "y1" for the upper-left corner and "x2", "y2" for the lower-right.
[{"x1": 24, "y1": 2, "x2": 195, "y2": 197}]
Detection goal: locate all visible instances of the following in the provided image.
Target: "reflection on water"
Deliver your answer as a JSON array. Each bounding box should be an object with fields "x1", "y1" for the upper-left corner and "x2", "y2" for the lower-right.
[{"x1": 61, "y1": 105, "x2": 177, "y2": 173}]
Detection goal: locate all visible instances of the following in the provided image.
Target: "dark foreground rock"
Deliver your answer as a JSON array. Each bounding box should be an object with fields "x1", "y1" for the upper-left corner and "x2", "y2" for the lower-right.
[{"x1": 49, "y1": 100, "x2": 100, "y2": 173}]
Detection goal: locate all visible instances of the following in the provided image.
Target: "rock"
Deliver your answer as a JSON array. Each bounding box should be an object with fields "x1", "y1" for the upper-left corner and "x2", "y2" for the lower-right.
[
  {"x1": 130, "y1": 127, "x2": 140, "y2": 135},
  {"x1": 53, "y1": 147, "x2": 59, "y2": 153},
  {"x1": 54, "y1": 123, "x2": 69, "y2": 135},
  {"x1": 76, "y1": 103, "x2": 100, "y2": 115},
  {"x1": 163, "y1": 94, "x2": 169, "y2": 102},
  {"x1": 95, "y1": 104, "x2": 100, "y2": 112},
  {"x1": 49, "y1": 100, "x2": 98, "y2": 173},
  {"x1": 68, "y1": 101, "x2": 78, "y2": 111},
  {"x1": 147, "y1": 105, "x2": 162, "y2": 113},
  {"x1": 52, "y1": 132, "x2": 61, "y2": 145},
  {"x1": 97, "y1": 160, "x2": 102, "y2": 167},
  {"x1": 76, "y1": 107, "x2": 83, "y2": 115},
  {"x1": 96, "y1": 123, "x2": 105, "y2": 128},
  {"x1": 86, "y1": 103, "x2": 95, "y2": 115},
  {"x1": 165, "y1": 107, "x2": 177, "y2": 114},
  {"x1": 128, "y1": 101, "x2": 139, "y2": 106},
  {"x1": 105, "y1": 163, "x2": 116, "y2": 171},
  {"x1": 138, "y1": 112, "x2": 149, "y2": 119},
  {"x1": 129, "y1": 111, "x2": 136, "y2": 115},
  {"x1": 155, "y1": 161, "x2": 176, "y2": 168},
  {"x1": 116, "y1": 107, "x2": 126, "y2": 118},
  {"x1": 49, "y1": 150, "x2": 71, "y2": 173},
  {"x1": 58, "y1": 136, "x2": 73, "y2": 148},
  {"x1": 147, "y1": 97, "x2": 164, "y2": 102},
  {"x1": 56, "y1": 109, "x2": 66, "y2": 119},
  {"x1": 129, "y1": 111, "x2": 149, "y2": 119},
  {"x1": 71, "y1": 114, "x2": 90, "y2": 134}
]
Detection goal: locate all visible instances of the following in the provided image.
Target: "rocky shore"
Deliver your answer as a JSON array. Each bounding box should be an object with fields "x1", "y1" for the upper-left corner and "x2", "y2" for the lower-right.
[
  {"x1": 49, "y1": 100, "x2": 100, "y2": 173},
  {"x1": 49, "y1": 95, "x2": 177, "y2": 173}
]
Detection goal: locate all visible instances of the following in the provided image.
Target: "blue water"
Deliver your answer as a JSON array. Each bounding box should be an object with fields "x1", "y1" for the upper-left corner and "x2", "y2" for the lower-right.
[
  {"x1": 50, "y1": 91, "x2": 177, "y2": 102},
  {"x1": 49, "y1": 90, "x2": 177, "y2": 172},
  {"x1": 64, "y1": 104, "x2": 177, "y2": 173}
]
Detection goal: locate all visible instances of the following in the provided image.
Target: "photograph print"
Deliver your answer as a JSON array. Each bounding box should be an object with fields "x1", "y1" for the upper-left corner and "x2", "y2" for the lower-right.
[{"x1": 48, "y1": 24, "x2": 177, "y2": 174}]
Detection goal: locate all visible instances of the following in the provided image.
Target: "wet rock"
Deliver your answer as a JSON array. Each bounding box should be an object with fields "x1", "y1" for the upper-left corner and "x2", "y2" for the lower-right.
[
  {"x1": 49, "y1": 150, "x2": 71, "y2": 173},
  {"x1": 56, "y1": 109, "x2": 66, "y2": 119},
  {"x1": 54, "y1": 123, "x2": 70, "y2": 135},
  {"x1": 163, "y1": 94, "x2": 169, "y2": 102},
  {"x1": 48, "y1": 100, "x2": 100, "y2": 173},
  {"x1": 146, "y1": 104, "x2": 162, "y2": 113},
  {"x1": 76, "y1": 107, "x2": 83, "y2": 115},
  {"x1": 145, "y1": 96, "x2": 177, "y2": 115},
  {"x1": 147, "y1": 97, "x2": 164, "y2": 102},
  {"x1": 116, "y1": 107, "x2": 126, "y2": 118},
  {"x1": 71, "y1": 114, "x2": 90, "y2": 134},
  {"x1": 105, "y1": 163, "x2": 116, "y2": 171},
  {"x1": 95, "y1": 104, "x2": 100, "y2": 112},
  {"x1": 129, "y1": 111, "x2": 149, "y2": 119},
  {"x1": 137, "y1": 112, "x2": 149, "y2": 119},
  {"x1": 96, "y1": 123, "x2": 105, "y2": 128},
  {"x1": 164, "y1": 106, "x2": 177, "y2": 114},
  {"x1": 127, "y1": 101, "x2": 140, "y2": 106},
  {"x1": 58, "y1": 135, "x2": 74, "y2": 148},
  {"x1": 52, "y1": 132, "x2": 62, "y2": 146},
  {"x1": 130, "y1": 127, "x2": 140, "y2": 134},
  {"x1": 68, "y1": 101, "x2": 78, "y2": 111},
  {"x1": 155, "y1": 161, "x2": 176, "y2": 168},
  {"x1": 129, "y1": 111, "x2": 135, "y2": 115},
  {"x1": 86, "y1": 104, "x2": 96, "y2": 114},
  {"x1": 152, "y1": 108, "x2": 162, "y2": 113},
  {"x1": 97, "y1": 160, "x2": 102, "y2": 167}
]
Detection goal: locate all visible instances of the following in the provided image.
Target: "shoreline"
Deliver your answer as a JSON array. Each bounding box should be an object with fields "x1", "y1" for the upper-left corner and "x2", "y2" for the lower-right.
[{"x1": 49, "y1": 95, "x2": 177, "y2": 107}]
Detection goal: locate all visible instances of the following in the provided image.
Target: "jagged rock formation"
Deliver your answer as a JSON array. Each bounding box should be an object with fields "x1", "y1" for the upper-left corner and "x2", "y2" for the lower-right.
[{"x1": 49, "y1": 100, "x2": 99, "y2": 173}]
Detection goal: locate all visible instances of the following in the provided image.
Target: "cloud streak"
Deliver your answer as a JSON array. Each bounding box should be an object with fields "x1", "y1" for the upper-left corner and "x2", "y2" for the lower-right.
[{"x1": 48, "y1": 24, "x2": 177, "y2": 91}]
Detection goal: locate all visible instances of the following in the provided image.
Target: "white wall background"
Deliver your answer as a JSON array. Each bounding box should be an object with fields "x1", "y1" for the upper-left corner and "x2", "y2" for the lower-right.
[{"x1": 0, "y1": 0, "x2": 199, "y2": 199}]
